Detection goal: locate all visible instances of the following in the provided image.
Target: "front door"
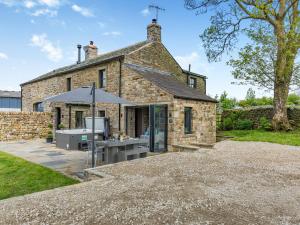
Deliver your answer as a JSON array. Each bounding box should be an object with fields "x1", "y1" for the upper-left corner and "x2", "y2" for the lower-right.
[{"x1": 150, "y1": 104, "x2": 168, "y2": 152}]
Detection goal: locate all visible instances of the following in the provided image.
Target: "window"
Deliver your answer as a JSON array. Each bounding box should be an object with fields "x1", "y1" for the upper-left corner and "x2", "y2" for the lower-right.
[
  {"x1": 188, "y1": 77, "x2": 197, "y2": 88},
  {"x1": 98, "y1": 69, "x2": 106, "y2": 88},
  {"x1": 67, "y1": 78, "x2": 71, "y2": 91},
  {"x1": 184, "y1": 107, "x2": 192, "y2": 134},
  {"x1": 98, "y1": 110, "x2": 106, "y2": 117},
  {"x1": 33, "y1": 102, "x2": 44, "y2": 112},
  {"x1": 75, "y1": 111, "x2": 84, "y2": 128}
]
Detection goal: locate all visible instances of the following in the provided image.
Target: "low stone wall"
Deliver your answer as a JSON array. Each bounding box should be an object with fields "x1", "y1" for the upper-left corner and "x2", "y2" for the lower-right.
[
  {"x1": 0, "y1": 112, "x2": 52, "y2": 141},
  {"x1": 222, "y1": 106, "x2": 300, "y2": 128}
]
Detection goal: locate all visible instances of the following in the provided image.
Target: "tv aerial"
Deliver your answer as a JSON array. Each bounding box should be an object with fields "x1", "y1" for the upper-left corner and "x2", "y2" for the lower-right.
[{"x1": 149, "y1": 4, "x2": 165, "y2": 21}]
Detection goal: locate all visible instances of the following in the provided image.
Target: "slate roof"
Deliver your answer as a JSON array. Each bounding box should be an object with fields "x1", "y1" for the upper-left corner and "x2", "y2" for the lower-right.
[
  {"x1": 0, "y1": 90, "x2": 21, "y2": 98},
  {"x1": 125, "y1": 63, "x2": 217, "y2": 103},
  {"x1": 21, "y1": 41, "x2": 149, "y2": 86}
]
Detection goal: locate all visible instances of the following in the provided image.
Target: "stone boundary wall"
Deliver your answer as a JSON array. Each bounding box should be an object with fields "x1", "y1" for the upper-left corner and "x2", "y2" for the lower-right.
[
  {"x1": 0, "y1": 112, "x2": 52, "y2": 141},
  {"x1": 222, "y1": 106, "x2": 300, "y2": 128}
]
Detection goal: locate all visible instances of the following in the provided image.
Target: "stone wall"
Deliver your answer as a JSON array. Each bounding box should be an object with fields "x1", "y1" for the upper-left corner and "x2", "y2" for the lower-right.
[
  {"x1": 126, "y1": 42, "x2": 206, "y2": 94},
  {"x1": 0, "y1": 112, "x2": 51, "y2": 141},
  {"x1": 169, "y1": 98, "x2": 216, "y2": 148},
  {"x1": 222, "y1": 106, "x2": 300, "y2": 128},
  {"x1": 21, "y1": 60, "x2": 121, "y2": 112}
]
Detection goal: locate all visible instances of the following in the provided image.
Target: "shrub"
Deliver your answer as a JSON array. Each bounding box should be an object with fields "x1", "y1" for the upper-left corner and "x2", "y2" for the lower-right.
[
  {"x1": 58, "y1": 124, "x2": 65, "y2": 129},
  {"x1": 222, "y1": 117, "x2": 234, "y2": 130},
  {"x1": 235, "y1": 119, "x2": 253, "y2": 130},
  {"x1": 259, "y1": 117, "x2": 272, "y2": 131}
]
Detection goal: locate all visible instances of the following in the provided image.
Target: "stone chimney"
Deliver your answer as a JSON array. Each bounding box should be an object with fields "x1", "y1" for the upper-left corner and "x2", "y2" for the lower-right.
[
  {"x1": 83, "y1": 41, "x2": 98, "y2": 60},
  {"x1": 147, "y1": 19, "x2": 161, "y2": 42}
]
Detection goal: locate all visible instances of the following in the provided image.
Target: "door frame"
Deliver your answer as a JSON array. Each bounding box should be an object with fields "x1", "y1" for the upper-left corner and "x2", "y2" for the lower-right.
[
  {"x1": 55, "y1": 107, "x2": 61, "y2": 130},
  {"x1": 149, "y1": 104, "x2": 168, "y2": 152}
]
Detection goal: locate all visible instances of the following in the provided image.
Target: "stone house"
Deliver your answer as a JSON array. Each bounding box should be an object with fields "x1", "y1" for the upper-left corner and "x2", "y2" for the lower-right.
[{"x1": 21, "y1": 19, "x2": 217, "y2": 152}]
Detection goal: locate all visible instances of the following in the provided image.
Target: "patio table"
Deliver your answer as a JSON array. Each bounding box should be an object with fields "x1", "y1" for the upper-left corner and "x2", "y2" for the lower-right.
[{"x1": 93, "y1": 139, "x2": 149, "y2": 165}]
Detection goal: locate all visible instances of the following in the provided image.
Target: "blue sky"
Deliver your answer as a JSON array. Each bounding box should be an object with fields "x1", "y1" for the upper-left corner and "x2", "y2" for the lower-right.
[{"x1": 0, "y1": 0, "x2": 269, "y2": 99}]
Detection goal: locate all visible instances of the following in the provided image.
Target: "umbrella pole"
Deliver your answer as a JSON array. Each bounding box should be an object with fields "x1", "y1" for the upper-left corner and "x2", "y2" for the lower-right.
[{"x1": 92, "y1": 82, "x2": 96, "y2": 168}]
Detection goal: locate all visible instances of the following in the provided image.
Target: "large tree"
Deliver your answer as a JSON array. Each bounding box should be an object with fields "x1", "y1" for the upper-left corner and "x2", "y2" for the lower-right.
[{"x1": 185, "y1": 0, "x2": 300, "y2": 130}]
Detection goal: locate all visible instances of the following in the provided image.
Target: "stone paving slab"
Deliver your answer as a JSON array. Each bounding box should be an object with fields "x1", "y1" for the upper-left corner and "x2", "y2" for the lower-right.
[
  {"x1": 0, "y1": 139, "x2": 87, "y2": 179},
  {"x1": 0, "y1": 140, "x2": 300, "y2": 225}
]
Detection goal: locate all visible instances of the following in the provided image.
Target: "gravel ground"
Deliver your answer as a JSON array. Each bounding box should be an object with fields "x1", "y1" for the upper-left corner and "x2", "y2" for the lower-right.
[{"x1": 0, "y1": 140, "x2": 300, "y2": 225}]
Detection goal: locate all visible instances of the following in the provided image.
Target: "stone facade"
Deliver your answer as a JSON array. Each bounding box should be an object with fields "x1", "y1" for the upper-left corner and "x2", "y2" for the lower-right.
[
  {"x1": 169, "y1": 98, "x2": 216, "y2": 148},
  {"x1": 21, "y1": 20, "x2": 216, "y2": 148},
  {"x1": 0, "y1": 112, "x2": 51, "y2": 141},
  {"x1": 126, "y1": 42, "x2": 206, "y2": 94}
]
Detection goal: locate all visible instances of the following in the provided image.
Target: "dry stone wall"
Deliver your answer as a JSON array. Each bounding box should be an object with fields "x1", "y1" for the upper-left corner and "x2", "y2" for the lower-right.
[
  {"x1": 222, "y1": 106, "x2": 300, "y2": 128},
  {"x1": 0, "y1": 112, "x2": 51, "y2": 141}
]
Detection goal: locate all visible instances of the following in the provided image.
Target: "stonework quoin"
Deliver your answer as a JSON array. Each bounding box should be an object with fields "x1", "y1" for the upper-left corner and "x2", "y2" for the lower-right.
[
  {"x1": 147, "y1": 19, "x2": 161, "y2": 42},
  {"x1": 83, "y1": 41, "x2": 98, "y2": 60}
]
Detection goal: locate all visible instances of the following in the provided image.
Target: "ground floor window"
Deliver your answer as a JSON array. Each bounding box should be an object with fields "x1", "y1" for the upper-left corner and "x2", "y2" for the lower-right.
[
  {"x1": 98, "y1": 110, "x2": 106, "y2": 117},
  {"x1": 33, "y1": 102, "x2": 44, "y2": 112},
  {"x1": 75, "y1": 111, "x2": 84, "y2": 128},
  {"x1": 184, "y1": 107, "x2": 192, "y2": 134}
]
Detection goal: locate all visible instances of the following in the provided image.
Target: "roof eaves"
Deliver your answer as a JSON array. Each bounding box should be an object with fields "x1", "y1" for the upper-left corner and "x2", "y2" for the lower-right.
[
  {"x1": 183, "y1": 70, "x2": 207, "y2": 79},
  {"x1": 174, "y1": 95, "x2": 218, "y2": 103},
  {"x1": 20, "y1": 55, "x2": 124, "y2": 86}
]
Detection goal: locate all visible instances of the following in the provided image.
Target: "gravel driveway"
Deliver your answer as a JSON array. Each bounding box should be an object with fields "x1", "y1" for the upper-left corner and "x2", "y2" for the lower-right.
[{"x1": 0, "y1": 140, "x2": 299, "y2": 225}]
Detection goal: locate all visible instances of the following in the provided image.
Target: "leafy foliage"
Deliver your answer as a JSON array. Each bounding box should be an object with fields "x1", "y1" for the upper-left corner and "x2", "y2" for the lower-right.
[
  {"x1": 259, "y1": 117, "x2": 273, "y2": 131},
  {"x1": 185, "y1": 0, "x2": 300, "y2": 130},
  {"x1": 235, "y1": 119, "x2": 253, "y2": 130}
]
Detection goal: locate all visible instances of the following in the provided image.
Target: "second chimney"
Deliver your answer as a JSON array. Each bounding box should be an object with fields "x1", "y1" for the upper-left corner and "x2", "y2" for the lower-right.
[
  {"x1": 147, "y1": 19, "x2": 161, "y2": 42},
  {"x1": 83, "y1": 41, "x2": 98, "y2": 60}
]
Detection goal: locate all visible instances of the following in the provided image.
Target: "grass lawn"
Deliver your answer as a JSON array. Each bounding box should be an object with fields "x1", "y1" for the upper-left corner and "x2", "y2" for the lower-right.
[
  {"x1": 0, "y1": 151, "x2": 79, "y2": 200},
  {"x1": 222, "y1": 129, "x2": 300, "y2": 146}
]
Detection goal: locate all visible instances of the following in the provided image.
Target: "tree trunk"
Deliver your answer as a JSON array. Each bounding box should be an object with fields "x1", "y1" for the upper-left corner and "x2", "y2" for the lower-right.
[{"x1": 272, "y1": 80, "x2": 291, "y2": 131}]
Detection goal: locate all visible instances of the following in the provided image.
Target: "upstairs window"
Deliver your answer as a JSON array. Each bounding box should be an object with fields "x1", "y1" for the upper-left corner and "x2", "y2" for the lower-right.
[
  {"x1": 33, "y1": 102, "x2": 44, "y2": 112},
  {"x1": 99, "y1": 69, "x2": 106, "y2": 88},
  {"x1": 67, "y1": 77, "x2": 71, "y2": 91},
  {"x1": 184, "y1": 107, "x2": 192, "y2": 134},
  {"x1": 188, "y1": 77, "x2": 197, "y2": 88}
]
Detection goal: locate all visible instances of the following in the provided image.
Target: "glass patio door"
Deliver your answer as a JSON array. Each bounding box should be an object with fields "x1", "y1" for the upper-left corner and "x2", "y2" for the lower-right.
[{"x1": 150, "y1": 104, "x2": 168, "y2": 152}]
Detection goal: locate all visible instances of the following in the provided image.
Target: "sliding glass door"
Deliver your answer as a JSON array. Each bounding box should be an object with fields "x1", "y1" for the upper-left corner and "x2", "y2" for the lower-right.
[{"x1": 150, "y1": 104, "x2": 168, "y2": 152}]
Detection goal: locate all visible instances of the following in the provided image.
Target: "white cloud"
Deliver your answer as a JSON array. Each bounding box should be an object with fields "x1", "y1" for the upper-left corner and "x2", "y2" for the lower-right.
[
  {"x1": 141, "y1": 8, "x2": 150, "y2": 16},
  {"x1": 0, "y1": 52, "x2": 8, "y2": 60},
  {"x1": 102, "y1": 31, "x2": 122, "y2": 37},
  {"x1": 71, "y1": 4, "x2": 94, "y2": 17},
  {"x1": 0, "y1": 0, "x2": 61, "y2": 8},
  {"x1": 24, "y1": 0, "x2": 35, "y2": 8},
  {"x1": 30, "y1": 34, "x2": 62, "y2": 62},
  {"x1": 0, "y1": 0, "x2": 16, "y2": 7},
  {"x1": 175, "y1": 51, "x2": 214, "y2": 75},
  {"x1": 38, "y1": 0, "x2": 60, "y2": 7},
  {"x1": 31, "y1": 8, "x2": 57, "y2": 16},
  {"x1": 175, "y1": 52, "x2": 199, "y2": 69},
  {"x1": 98, "y1": 22, "x2": 105, "y2": 28}
]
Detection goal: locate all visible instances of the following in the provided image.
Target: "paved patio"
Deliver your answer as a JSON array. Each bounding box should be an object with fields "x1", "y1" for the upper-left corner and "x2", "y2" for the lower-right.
[
  {"x1": 0, "y1": 139, "x2": 87, "y2": 179},
  {"x1": 0, "y1": 140, "x2": 299, "y2": 225}
]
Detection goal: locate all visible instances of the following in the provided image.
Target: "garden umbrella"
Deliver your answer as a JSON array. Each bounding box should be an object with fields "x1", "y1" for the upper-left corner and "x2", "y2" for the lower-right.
[{"x1": 44, "y1": 84, "x2": 134, "y2": 167}]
